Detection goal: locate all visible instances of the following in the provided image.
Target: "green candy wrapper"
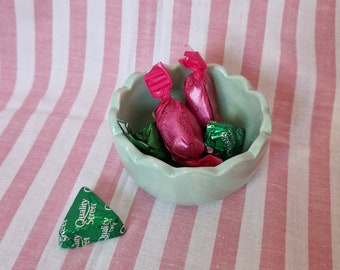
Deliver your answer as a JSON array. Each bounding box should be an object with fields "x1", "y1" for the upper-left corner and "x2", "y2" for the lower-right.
[
  {"x1": 59, "y1": 187, "x2": 126, "y2": 248},
  {"x1": 117, "y1": 120, "x2": 173, "y2": 164},
  {"x1": 205, "y1": 121, "x2": 245, "y2": 160}
]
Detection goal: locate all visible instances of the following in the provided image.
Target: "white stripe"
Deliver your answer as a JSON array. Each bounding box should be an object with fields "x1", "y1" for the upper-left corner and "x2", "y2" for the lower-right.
[
  {"x1": 0, "y1": 117, "x2": 84, "y2": 270},
  {"x1": 0, "y1": 0, "x2": 35, "y2": 134},
  {"x1": 153, "y1": 0, "x2": 174, "y2": 64},
  {"x1": 330, "y1": 1, "x2": 340, "y2": 269},
  {"x1": 36, "y1": 0, "x2": 70, "y2": 114},
  {"x1": 223, "y1": 0, "x2": 251, "y2": 75},
  {"x1": 84, "y1": 171, "x2": 139, "y2": 270},
  {"x1": 85, "y1": 3, "x2": 143, "y2": 266},
  {"x1": 0, "y1": 111, "x2": 48, "y2": 200},
  {"x1": 184, "y1": 201, "x2": 222, "y2": 270},
  {"x1": 256, "y1": 0, "x2": 285, "y2": 112},
  {"x1": 68, "y1": 0, "x2": 106, "y2": 119},
  {"x1": 285, "y1": 0, "x2": 317, "y2": 268},
  {"x1": 235, "y1": 1, "x2": 284, "y2": 269},
  {"x1": 133, "y1": 12, "x2": 177, "y2": 268},
  {"x1": 188, "y1": 0, "x2": 211, "y2": 58},
  {"x1": 0, "y1": 1, "x2": 106, "y2": 267},
  {"x1": 35, "y1": 121, "x2": 114, "y2": 270},
  {"x1": 0, "y1": 0, "x2": 70, "y2": 201},
  {"x1": 133, "y1": 201, "x2": 176, "y2": 270},
  {"x1": 37, "y1": 1, "x2": 108, "y2": 266},
  {"x1": 116, "y1": 0, "x2": 139, "y2": 88},
  {"x1": 235, "y1": 155, "x2": 269, "y2": 270}
]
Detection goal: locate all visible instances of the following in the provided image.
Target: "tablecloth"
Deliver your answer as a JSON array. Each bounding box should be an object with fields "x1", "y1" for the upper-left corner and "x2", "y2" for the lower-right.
[{"x1": 1, "y1": 0, "x2": 339, "y2": 269}]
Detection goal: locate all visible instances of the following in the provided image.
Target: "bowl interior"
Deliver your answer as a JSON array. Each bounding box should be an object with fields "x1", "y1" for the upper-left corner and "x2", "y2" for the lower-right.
[{"x1": 115, "y1": 64, "x2": 264, "y2": 155}]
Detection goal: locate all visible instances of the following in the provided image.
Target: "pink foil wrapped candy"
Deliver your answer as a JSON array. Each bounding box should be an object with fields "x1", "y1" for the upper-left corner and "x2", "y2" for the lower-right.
[
  {"x1": 144, "y1": 62, "x2": 223, "y2": 167},
  {"x1": 179, "y1": 51, "x2": 222, "y2": 128},
  {"x1": 144, "y1": 62, "x2": 205, "y2": 164}
]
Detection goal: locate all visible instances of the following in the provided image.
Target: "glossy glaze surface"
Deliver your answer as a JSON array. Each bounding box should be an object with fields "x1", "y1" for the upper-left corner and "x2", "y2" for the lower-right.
[{"x1": 109, "y1": 64, "x2": 271, "y2": 205}]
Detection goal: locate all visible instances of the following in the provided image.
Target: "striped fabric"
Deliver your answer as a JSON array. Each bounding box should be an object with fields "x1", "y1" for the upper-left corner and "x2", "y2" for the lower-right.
[{"x1": 0, "y1": 0, "x2": 339, "y2": 269}]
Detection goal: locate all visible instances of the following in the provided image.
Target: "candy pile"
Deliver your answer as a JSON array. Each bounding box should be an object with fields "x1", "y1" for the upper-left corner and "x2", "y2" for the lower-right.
[{"x1": 119, "y1": 51, "x2": 245, "y2": 167}]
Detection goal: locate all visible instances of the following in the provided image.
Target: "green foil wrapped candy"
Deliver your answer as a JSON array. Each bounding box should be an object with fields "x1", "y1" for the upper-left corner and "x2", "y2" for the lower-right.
[
  {"x1": 117, "y1": 120, "x2": 173, "y2": 164},
  {"x1": 59, "y1": 187, "x2": 126, "y2": 248},
  {"x1": 205, "y1": 121, "x2": 245, "y2": 160}
]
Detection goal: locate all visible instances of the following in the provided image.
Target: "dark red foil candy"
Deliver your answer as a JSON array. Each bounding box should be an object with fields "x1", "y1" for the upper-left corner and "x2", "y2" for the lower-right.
[
  {"x1": 144, "y1": 62, "x2": 205, "y2": 164},
  {"x1": 179, "y1": 51, "x2": 222, "y2": 128},
  {"x1": 182, "y1": 154, "x2": 223, "y2": 167}
]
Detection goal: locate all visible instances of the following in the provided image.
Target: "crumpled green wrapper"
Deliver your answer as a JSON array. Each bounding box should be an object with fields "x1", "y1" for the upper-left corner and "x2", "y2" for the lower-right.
[
  {"x1": 59, "y1": 187, "x2": 126, "y2": 248},
  {"x1": 205, "y1": 121, "x2": 245, "y2": 160},
  {"x1": 117, "y1": 120, "x2": 174, "y2": 164}
]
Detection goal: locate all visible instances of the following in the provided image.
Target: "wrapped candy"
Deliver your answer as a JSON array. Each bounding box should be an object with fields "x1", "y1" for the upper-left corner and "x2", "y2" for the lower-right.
[
  {"x1": 144, "y1": 62, "x2": 204, "y2": 163},
  {"x1": 117, "y1": 120, "x2": 174, "y2": 165},
  {"x1": 179, "y1": 51, "x2": 222, "y2": 128},
  {"x1": 144, "y1": 62, "x2": 222, "y2": 167},
  {"x1": 144, "y1": 62, "x2": 205, "y2": 164},
  {"x1": 59, "y1": 187, "x2": 126, "y2": 248},
  {"x1": 205, "y1": 121, "x2": 245, "y2": 160}
]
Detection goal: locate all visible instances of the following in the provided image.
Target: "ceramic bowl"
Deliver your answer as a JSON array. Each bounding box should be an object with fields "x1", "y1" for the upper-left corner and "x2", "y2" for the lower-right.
[{"x1": 109, "y1": 64, "x2": 271, "y2": 205}]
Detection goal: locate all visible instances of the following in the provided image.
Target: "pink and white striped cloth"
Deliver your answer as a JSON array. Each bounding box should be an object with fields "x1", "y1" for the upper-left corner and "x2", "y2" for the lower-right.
[{"x1": 0, "y1": 0, "x2": 339, "y2": 269}]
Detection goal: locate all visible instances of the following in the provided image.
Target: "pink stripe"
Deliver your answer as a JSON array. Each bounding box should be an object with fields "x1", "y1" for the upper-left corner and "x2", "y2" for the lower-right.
[
  {"x1": 0, "y1": 0, "x2": 54, "y2": 239},
  {"x1": 111, "y1": 3, "x2": 193, "y2": 269},
  {"x1": 93, "y1": 148, "x2": 124, "y2": 203},
  {"x1": 135, "y1": 0, "x2": 157, "y2": 71},
  {"x1": 0, "y1": 1, "x2": 53, "y2": 165},
  {"x1": 12, "y1": 1, "x2": 123, "y2": 269},
  {"x1": 308, "y1": 0, "x2": 336, "y2": 269},
  {"x1": 153, "y1": 3, "x2": 198, "y2": 269},
  {"x1": 108, "y1": 190, "x2": 155, "y2": 270},
  {"x1": 0, "y1": 1, "x2": 17, "y2": 111},
  {"x1": 210, "y1": 190, "x2": 245, "y2": 269},
  {"x1": 108, "y1": 2, "x2": 160, "y2": 269},
  {"x1": 159, "y1": 206, "x2": 198, "y2": 269},
  {"x1": 10, "y1": 0, "x2": 86, "y2": 264},
  {"x1": 209, "y1": 1, "x2": 267, "y2": 268},
  {"x1": 241, "y1": 0, "x2": 268, "y2": 89},
  {"x1": 205, "y1": 0, "x2": 230, "y2": 65},
  {"x1": 59, "y1": 2, "x2": 123, "y2": 268},
  {"x1": 108, "y1": 5, "x2": 197, "y2": 270},
  {"x1": 4, "y1": 0, "x2": 86, "y2": 264},
  {"x1": 169, "y1": 0, "x2": 192, "y2": 65},
  {"x1": 260, "y1": 0, "x2": 299, "y2": 268}
]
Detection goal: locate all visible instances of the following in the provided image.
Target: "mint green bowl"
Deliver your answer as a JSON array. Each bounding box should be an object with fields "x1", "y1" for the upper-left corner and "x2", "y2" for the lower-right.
[{"x1": 109, "y1": 64, "x2": 271, "y2": 205}]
